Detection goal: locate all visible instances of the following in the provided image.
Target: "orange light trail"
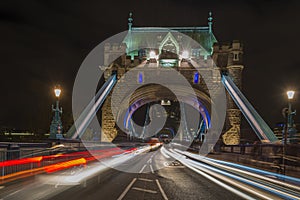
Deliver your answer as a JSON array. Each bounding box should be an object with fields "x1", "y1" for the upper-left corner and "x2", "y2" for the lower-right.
[
  {"x1": 0, "y1": 156, "x2": 43, "y2": 167},
  {"x1": 0, "y1": 147, "x2": 137, "y2": 184},
  {"x1": 44, "y1": 158, "x2": 87, "y2": 173}
]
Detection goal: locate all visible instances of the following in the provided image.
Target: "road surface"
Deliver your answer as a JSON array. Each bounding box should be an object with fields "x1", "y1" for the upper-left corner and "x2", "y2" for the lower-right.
[{"x1": 0, "y1": 149, "x2": 243, "y2": 200}]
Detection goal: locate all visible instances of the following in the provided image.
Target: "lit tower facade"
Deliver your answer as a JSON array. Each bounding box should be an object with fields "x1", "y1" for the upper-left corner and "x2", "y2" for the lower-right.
[
  {"x1": 213, "y1": 41, "x2": 244, "y2": 145},
  {"x1": 101, "y1": 13, "x2": 244, "y2": 145}
]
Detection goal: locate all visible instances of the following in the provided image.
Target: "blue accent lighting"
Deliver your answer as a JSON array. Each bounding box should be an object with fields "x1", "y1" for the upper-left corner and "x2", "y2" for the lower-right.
[
  {"x1": 138, "y1": 72, "x2": 143, "y2": 83},
  {"x1": 194, "y1": 72, "x2": 199, "y2": 84}
]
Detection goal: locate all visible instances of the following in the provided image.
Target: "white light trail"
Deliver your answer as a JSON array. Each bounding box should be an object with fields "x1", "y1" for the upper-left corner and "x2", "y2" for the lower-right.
[{"x1": 165, "y1": 148, "x2": 300, "y2": 199}]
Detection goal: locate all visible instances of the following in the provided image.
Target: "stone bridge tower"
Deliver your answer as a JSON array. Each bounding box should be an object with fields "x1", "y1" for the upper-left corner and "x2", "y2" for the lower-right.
[
  {"x1": 213, "y1": 41, "x2": 244, "y2": 145},
  {"x1": 100, "y1": 13, "x2": 243, "y2": 145}
]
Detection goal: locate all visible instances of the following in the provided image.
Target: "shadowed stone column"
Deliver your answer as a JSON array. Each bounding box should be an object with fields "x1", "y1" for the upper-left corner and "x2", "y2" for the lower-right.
[{"x1": 223, "y1": 41, "x2": 244, "y2": 145}]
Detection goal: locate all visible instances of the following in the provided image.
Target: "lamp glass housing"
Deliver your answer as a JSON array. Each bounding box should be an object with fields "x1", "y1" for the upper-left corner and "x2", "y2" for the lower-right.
[
  {"x1": 287, "y1": 91, "x2": 295, "y2": 100},
  {"x1": 149, "y1": 51, "x2": 156, "y2": 59},
  {"x1": 182, "y1": 50, "x2": 189, "y2": 59},
  {"x1": 54, "y1": 88, "x2": 61, "y2": 97}
]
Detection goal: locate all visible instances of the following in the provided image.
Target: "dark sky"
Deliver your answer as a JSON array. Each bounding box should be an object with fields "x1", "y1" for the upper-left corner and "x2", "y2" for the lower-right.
[{"x1": 0, "y1": 0, "x2": 300, "y2": 133}]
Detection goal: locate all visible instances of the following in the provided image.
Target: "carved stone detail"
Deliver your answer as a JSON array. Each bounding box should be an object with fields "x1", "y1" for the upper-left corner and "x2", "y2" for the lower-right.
[{"x1": 222, "y1": 125, "x2": 240, "y2": 145}]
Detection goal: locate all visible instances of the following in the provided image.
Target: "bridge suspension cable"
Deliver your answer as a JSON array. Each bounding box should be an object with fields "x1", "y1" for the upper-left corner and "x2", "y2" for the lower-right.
[
  {"x1": 67, "y1": 74, "x2": 117, "y2": 139},
  {"x1": 221, "y1": 74, "x2": 278, "y2": 143}
]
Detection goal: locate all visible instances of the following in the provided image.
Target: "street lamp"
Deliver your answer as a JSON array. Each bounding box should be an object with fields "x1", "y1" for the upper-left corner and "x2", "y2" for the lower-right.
[
  {"x1": 49, "y1": 86, "x2": 63, "y2": 139},
  {"x1": 283, "y1": 91, "x2": 295, "y2": 144},
  {"x1": 285, "y1": 90, "x2": 296, "y2": 144},
  {"x1": 282, "y1": 90, "x2": 296, "y2": 174}
]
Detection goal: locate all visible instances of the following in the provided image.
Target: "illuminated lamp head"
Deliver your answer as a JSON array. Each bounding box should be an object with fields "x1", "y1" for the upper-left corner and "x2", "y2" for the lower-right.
[
  {"x1": 54, "y1": 87, "x2": 61, "y2": 98},
  {"x1": 149, "y1": 51, "x2": 156, "y2": 59},
  {"x1": 181, "y1": 50, "x2": 189, "y2": 59}
]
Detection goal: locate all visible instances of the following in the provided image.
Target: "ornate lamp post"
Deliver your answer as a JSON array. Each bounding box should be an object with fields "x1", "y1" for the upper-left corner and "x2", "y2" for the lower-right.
[
  {"x1": 49, "y1": 86, "x2": 63, "y2": 139},
  {"x1": 282, "y1": 90, "x2": 296, "y2": 174},
  {"x1": 286, "y1": 91, "x2": 296, "y2": 144},
  {"x1": 283, "y1": 91, "x2": 296, "y2": 144}
]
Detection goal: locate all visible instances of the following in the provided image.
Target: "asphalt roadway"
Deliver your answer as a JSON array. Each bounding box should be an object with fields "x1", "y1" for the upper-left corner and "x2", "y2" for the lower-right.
[{"x1": 0, "y1": 149, "x2": 243, "y2": 200}]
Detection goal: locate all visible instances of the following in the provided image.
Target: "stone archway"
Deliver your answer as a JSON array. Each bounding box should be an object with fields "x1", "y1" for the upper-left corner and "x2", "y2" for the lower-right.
[{"x1": 110, "y1": 84, "x2": 212, "y2": 141}]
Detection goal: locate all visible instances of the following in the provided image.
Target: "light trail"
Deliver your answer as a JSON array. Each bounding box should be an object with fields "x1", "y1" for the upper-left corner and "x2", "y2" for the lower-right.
[
  {"x1": 184, "y1": 156, "x2": 299, "y2": 199},
  {"x1": 0, "y1": 156, "x2": 43, "y2": 167},
  {"x1": 0, "y1": 144, "x2": 151, "y2": 186},
  {"x1": 44, "y1": 158, "x2": 87, "y2": 173},
  {"x1": 44, "y1": 147, "x2": 149, "y2": 185},
  {"x1": 162, "y1": 147, "x2": 258, "y2": 199},
  {"x1": 163, "y1": 147, "x2": 300, "y2": 199},
  {"x1": 0, "y1": 147, "x2": 136, "y2": 184},
  {"x1": 175, "y1": 149, "x2": 300, "y2": 191}
]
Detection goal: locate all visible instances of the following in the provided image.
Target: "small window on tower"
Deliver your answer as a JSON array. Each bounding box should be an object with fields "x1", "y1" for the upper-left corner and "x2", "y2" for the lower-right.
[{"x1": 233, "y1": 53, "x2": 239, "y2": 61}]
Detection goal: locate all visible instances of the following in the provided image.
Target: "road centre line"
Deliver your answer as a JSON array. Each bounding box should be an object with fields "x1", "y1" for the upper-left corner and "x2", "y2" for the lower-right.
[
  {"x1": 132, "y1": 187, "x2": 157, "y2": 194},
  {"x1": 156, "y1": 179, "x2": 168, "y2": 200},
  {"x1": 150, "y1": 165, "x2": 154, "y2": 174},
  {"x1": 117, "y1": 178, "x2": 137, "y2": 200},
  {"x1": 138, "y1": 178, "x2": 153, "y2": 182},
  {"x1": 139, "y1": 165, "x2": 147, "y2": 173}
]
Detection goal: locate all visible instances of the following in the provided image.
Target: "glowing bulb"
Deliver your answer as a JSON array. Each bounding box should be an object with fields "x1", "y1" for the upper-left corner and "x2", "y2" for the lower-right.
[
  {"x1": 54, "y1": 88, "x2": 61, "y2": 97},
  {"x1": 287, "y1": 90, "x2": 295, "y2": 100},
  {"x1": 149, "y1": 51, "x2": 156, "y2": 59},
  {"x1": 182, "y1": 50, "x2": 189, "y2": 59}
]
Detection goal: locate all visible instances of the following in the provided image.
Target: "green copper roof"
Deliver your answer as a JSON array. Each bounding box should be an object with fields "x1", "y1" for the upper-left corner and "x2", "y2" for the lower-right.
[{"x1": 123, "y1": 26, "x2": 217, "y2": 57}]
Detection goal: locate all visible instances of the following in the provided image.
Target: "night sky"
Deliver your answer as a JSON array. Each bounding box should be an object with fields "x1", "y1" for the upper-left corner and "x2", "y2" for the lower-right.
[{"x1": 1, "y1": 0, "x2": 300, "y2": 134}]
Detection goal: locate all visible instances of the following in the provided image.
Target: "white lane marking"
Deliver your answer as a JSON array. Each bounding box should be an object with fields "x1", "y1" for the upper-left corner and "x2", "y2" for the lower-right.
[
  {"x1": 156, "y1": 179, "x2": 168, "y2": 200},
  {"x1": 138, "y1": 178, "x2": 153, "y2": 182},
  {"x1": 0, "y1": 186, "x2": 4, "y2": 190},
  {"x1": 139, "y1": 165, "x2": 147, "y2": 173},
  {"x1": 150, "y1": 165, "x2": 154, "y2": 174},
  {"x1": 132, "y1": 187, "x2": 157, "y2": 194},
  {"x1": 117, "y1": 178, "x2": 137, "y2": 200},
  {"x1": 3, "y1": 189, "x2": 22, "y2": 198}
]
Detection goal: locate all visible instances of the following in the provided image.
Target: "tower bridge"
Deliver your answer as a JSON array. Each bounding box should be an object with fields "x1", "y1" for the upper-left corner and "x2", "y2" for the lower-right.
[
  {"x1": 100, "y1": 13, "x2": 244, "y2": 145},
  {"x1": 4, "y1": 12, "x2": 299, "y2": 200},
  {"x1": 67, "y1": 12, "x2": 278, "y2": 145}
]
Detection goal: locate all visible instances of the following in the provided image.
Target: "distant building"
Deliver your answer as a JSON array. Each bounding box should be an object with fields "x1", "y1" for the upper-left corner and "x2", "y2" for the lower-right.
[{"x1": 0, "y1": 131, "x2": 36, "y2": 142}]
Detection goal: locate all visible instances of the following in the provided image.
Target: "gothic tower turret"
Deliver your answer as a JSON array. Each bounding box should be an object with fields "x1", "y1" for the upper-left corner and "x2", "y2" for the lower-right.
[{"x1": 213, "y1": 40, "x2": 244, "y2": 145}]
